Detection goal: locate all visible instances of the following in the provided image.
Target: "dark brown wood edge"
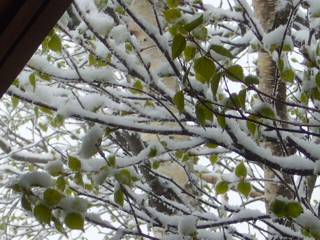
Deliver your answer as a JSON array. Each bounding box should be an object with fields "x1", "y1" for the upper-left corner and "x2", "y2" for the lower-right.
[{"x1": 0, "y1": 0, "x2": 73, "y2": 99}]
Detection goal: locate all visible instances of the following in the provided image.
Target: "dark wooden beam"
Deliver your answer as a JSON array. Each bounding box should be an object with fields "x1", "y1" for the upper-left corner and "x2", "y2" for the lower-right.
[{"x1": 0, "y1": 0, "x2": 73, "y2": 98}]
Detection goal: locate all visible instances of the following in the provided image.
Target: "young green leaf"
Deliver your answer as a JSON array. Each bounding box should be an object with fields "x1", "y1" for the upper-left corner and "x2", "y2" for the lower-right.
[
  {"x1": 173, "y1": 90, "x2": 185, "y2": 113},
  {"x1": 194, "y1": 56, "x2": 216, "y2": 83},
  {"x1": 53, "y1": 217, "x2": 68, "y2": 237},
  {"x1": 211, "y1": 45, "x2": 233, "y2": 58},
  {"x1": 68, "y1": 156, "x2": 82, "y2": 172},
  {"x1": 167, "y1": 0, "x2": 180, "y2": 8},
  {"x1": 244, "y1": 75, "x2": 259, "y2": 85},
  {"x1": 21, "y1": 194, "x2": 32, "y2": 211},
  {"x1": 56, "y1": 176, "x2": 66, "y2": 192},
  {"x1": 285, "y1": 202, "x2": 303, "y2": 218},
  {"x1": 115, "y1": 169, "x2": 132, "y2": 186},
  {"x1": 237, "y1": 181, "x2": 251, "y2": 197},
  {"x1": 48, "y1": 33, "x2": 62, "y2": 53},
  {"x1": 172, "y1": 34, "x2": 186, "y2": 59},
  {"x1": 184, "y1": 45, "x2": 197, "y2": 61},
  {"x1": 114, "y1": 188, "x2": 125, "y2": 207},
  {"x1": 33, "y1": 204, "x2": 52, "y2": 225},
  {"x1": 11, "y1": 96, "x2": 19, "y2": 109},
  {"x1": 215, "y1": 181, "x2": 229, "y2": 194},
  {"x1": 217, "y1": 115, "x2": 226, "y2": 129},
  {"x1": 281, "y1": 69, "x2": 295, "y2": 83},
  {"x1": 164, "y1": 8, "x2": 181, "y2": 23},
  {"x1": 183, "y1": 14, "x2": 203, "y2": 32},
  {"x1": 43, "y1": 188, "x2": 64, "y2": 206},
  {"x1": 235, "y1": 162, "x2": 247, "y2": 178},
  {"x1": 270, "y1": 199, "x2": 287, "y2": 218},
  {"x1": 64, "y1": 212, "x2": 84, "y2": 230},
  {"x1": 29, "y1": 73, "x2": 36, "y2": 91},
  {"x1": 226, "y1": 65, "x2": 244, "y2": 82}
]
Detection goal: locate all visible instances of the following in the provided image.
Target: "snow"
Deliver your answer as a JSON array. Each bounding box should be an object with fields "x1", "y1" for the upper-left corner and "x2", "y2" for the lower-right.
[
  {"x1": 59, "y1": 196, "x2": 89, "y2": 213},
  {"x1": 296, "y1": 210, "x2": 320, "y2": 233},
  {"x1": 86, "y1": 12, "x2": 114, "y2": 36},
  {"x1": 78, "y1": 124, "x2": 105, "y2": 159},
  {"x1": 263, "y1": 25, "x2": 293, "y2": 51},
  {"x1": 178, "y1": 215, "x2": 197, "y2": 236},
  {"x1": 307, "y1": 0, "x2": 320, "y2": 17},
  {"x1": 45, "y1": 160, "x2": 64, "y2": 176},
  {"x1": 18, "y1": 171, "x2": 54, "y2": 188},
  {"x1": 109, "y1": 25, "x2": 130, "y2": 44}
]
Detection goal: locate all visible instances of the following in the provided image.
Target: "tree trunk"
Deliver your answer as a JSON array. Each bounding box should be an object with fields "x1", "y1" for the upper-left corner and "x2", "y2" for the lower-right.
[{"x1": 252, "y1": 0, "x2": 294, "y2": 210}]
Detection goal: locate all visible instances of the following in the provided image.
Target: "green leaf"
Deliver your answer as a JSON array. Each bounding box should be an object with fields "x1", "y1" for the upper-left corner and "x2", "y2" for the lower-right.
[
  {"x1": 44, "y1": 188, "x2": 64, "y2": 206},
  {"x1": 226, "y1": 65, "x2": 244, "y2": 82},
  {"x1": 192, "y1": 26, "x2": 207, "y2": 41},
  {"x1": 244, "y1": 75, "x2": 259, "y2": 85},
  {"x1": 281, "y1": 69, "x2": 295, "y2": 83},
  {"x1": 40, "y1": 106, "x2": 53, "y2": 115},
  {"x1": 164, "y1": 8, "x2": 181, "y2": 23},
  {"x1": 247, "y1": 120, "x2": 257, "y2": 136},
  {"x1": 235, "y1": 162, "x2": 247, "y2": 178},
  {"x1": 48, "y1": 33, "x2": 62, "y2": 53},
  {"x1": 206, "y1": 143, "x2": 218, "y2": 148},
  {"x1": 237, "y1": 181, "x2": 251, "y2": 197},
  {"x1": 183, "y1": 14, "x2": 203, "y2": 32},
  {"x1": 33, "y1": 204, "x2": 52, "y2": 225},
  {"x1": 29, "y1": 73, "x2": 36, "y2": 91},
  {"x1": 215, "y1": 181, "x2": 229, "y2": 194},
  {"x1": 152, "y1": 161, "x2": 160, "y2": 169},
  {"x1": 68, "y1": 156, "x2": 82, "y2": 172},
  {"x1": 211, "y1": 45, "x2": 233, "y2": 58},
  {"x1": 211, "y1": 72, "x2": 222, "y2": 97},
  {"x1": 74, "y1": 172, "x2": 84, "y2": 187},
  {"x1": 210, "y1": 155, "x2": 219, "y2": 165},
  {"x1": 217, "y1": 115, "x2": 226, "y2": 129},
  {"x1": 11, "y1": 96, "x2": 19, "y2": 109},
  {"x1": 114, "y1": 187, "x2": 125, "y2": 207},
  {"x1": 256, "y1": 105, "x2": 275, "y2": 119},
  {"x1": 53, "y1": 217, "x2": 68, "y2": 237},
  {"x1": 51, "y1": 114, "x2": 64, "y2": 128},
  {"x1": 285, "y1": 202, "x2": 303, "y2": 218},
  {"x1": 148, "y1": 147, "x2": 158, "y2": 158},
  {"x1": 56, "y1": 176, "x2": 66, "y2": 192},
  {"x1": 172, "y1": 34, "x2": 186, "y2": 59},
  {"x1": 21, "y1": 194, "x2": 32, "y2": 211},
  {"x1": 115, "y1": 169, "x2": 132, "y2": 186},
  {"x1": 270, "y1": 199, "x2": 287, "y2": 218},
  {"x1": 184, "y1": 45, "x2": 197, "y2": 61},
  {"x1": 194, "y1": 56, "x2": 216, "y2": 83},
  {"x1": 173, "y1": 90, "x2": 185, "y2": 113},
  {"x1": 238, "y1": 89, "x2": 247, "y2": 110},
  {"x1": 167, "y1": 0, "x2": 180, "y2": 8},
  {"x1": 195, "y1": 102, "x2": 213, "y2": 126},
  {"x1": 64, "y1": 212, "x2": 84, "y2": 230},
  {"x1": 131, "y1": 80, "x2": 144, "y2": 94}
]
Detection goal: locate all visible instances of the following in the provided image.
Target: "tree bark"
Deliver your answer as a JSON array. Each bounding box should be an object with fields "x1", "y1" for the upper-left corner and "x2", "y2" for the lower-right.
[{"x1": 252, "y1": 0, "x2": 294, "y2": 210}]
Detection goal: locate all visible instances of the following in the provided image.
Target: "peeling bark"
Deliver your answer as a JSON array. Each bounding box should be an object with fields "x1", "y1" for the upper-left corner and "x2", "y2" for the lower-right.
[{"x1": 252, "y1": 0, "x2": 294, "y2": 210}]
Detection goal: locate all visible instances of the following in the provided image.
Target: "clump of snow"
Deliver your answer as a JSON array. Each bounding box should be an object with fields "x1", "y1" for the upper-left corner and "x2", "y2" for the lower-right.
[
  {"x1": 87, "y1": 12, "x2": 114, "y2": 36},
  {"x1": 45, "y1": 160, "x2": 64, "y2": 176},
  {"x1": 59, "y1": 196, "x2": 89, "y2": 213},
  {"x1": 307, "y1": 0, "x2": 320, "y2": 17},
  {"x1": 78, "y1": 124, "x2": 105, "y2": 159},
  {"x1": 109, "y1": 25, "x2": 130, "y2": 44},
  {"x1": 263, "y1": 25, "x2": 293, "y2": 51},
  {"x1": 18, "y1": 172, "x2": 54, "y2": 188},
  {"x1": 296, "y1": 211, "x2": 320, "y2": 232},
  {"x1": 178, "y1": 215, "x2": 197, "y2": 236}
]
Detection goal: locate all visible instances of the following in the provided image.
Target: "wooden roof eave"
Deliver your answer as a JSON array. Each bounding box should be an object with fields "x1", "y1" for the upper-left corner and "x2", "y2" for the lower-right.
[{"x1": 0, "y1": 0, "x2": 72, "y2": 98}]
